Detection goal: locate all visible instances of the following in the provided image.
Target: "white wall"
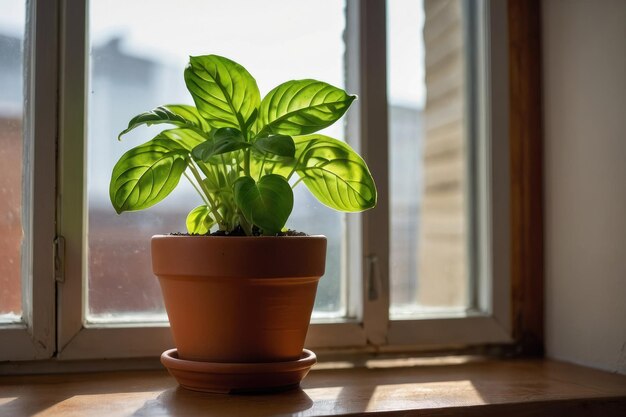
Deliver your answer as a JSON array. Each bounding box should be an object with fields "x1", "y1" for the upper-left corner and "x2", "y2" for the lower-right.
[{"x1": 543, "y1": 0, "x2": 626, "y2": 374}]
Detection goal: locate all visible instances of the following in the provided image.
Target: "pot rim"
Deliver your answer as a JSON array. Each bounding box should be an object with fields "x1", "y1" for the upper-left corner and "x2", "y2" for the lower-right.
[
  {"x1": 152, "y1": 234, "x2": 326, "y2": 240},
  {"x1": 161, "y1": 348, "x2": 317, "y2": 373},
  {"x1": 151, "y1": 233, "x2": 328, "y2": 278}
]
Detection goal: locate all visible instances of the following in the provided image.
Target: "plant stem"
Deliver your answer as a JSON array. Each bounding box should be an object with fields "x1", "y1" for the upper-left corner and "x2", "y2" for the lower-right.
[
  {"x1": 239, "y1": 212, "x2": 253, "y2": 236},
  {"x1": 183, "y1": 171, "x2": 210, "y2": 206},
  {"x1": 244, "y1": 148, "x2": 251, "y2": 177},
  {"x1": 291, "y1": 176, "x2": 304, "y2": 189},
  {"x1": 188, "y1": 159, "x2": 225, "y2": 225},
  {"x1": 220, "y1": 155, "x2": 230, "y2": 185},
  {"x1": 194, "y1": 159, "x2": 212, "y2": 178},
  {"x1": 258, "y1": 157, "x2": 267, "y2": 180}
]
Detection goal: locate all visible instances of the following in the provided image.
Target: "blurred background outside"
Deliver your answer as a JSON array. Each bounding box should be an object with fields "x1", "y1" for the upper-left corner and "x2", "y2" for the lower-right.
[{"x1": 0, "y1": 0, "x2": 470, "y2": 322}]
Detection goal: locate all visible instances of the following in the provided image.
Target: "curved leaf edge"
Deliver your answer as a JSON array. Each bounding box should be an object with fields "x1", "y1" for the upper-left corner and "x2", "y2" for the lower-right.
[
  {"x1": 291, "y1": 134, "x2": 377, "y2": 212},
  {"x1": 118, "y1": 104, "x2": 211, "y2": 141},
  {"x1": 256, "y1": 79, "x2": 357, "y2": 136},
  {"x1": 109, "y1": 137, "x2": 190, "y2": 214}
]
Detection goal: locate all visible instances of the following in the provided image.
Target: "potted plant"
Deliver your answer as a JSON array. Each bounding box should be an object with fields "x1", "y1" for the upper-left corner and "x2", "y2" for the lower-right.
[{"x1": 110, "y1": 54, "x2": 376, "y2": 393}]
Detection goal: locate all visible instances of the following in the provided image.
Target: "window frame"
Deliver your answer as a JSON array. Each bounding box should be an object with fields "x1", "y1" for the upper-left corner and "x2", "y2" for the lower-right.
[
  {"x1": 0, "y1": 0, "x2": 57, "y2": 362},
  {"x1": 347, "y1": 0, "x2": 513, "y2": 349},
  {"x1": 57, "y1": 0, "x2": 511, "y2": 360},
  {"x1": 1, "y1": 0, "x2": 545, "y2": 365}
]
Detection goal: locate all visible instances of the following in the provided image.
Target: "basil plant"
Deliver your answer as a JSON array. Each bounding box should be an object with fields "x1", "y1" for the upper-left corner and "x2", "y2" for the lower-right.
[{"x1": 110, "y1": 55, "x2": 377, "y2": 236}]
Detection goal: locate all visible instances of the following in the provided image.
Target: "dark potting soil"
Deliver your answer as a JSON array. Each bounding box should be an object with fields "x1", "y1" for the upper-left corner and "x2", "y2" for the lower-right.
[{"x1": 170, "y1": 225, "x2": 308, "y2": 237}]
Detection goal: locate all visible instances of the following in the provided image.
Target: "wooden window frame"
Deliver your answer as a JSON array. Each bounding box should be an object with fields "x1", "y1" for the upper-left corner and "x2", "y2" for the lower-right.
[{"x1": 508, "y1": 0, "x2": 544, "y2": 355}]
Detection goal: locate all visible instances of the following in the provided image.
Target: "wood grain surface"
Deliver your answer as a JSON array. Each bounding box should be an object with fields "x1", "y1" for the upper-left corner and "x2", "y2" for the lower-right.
[
  {"x1": 508, "y1": 0, "x2": 545, "y2": 355},
  {"x1": 1, "y1": 358, "x2": 625, "y2": 417}
]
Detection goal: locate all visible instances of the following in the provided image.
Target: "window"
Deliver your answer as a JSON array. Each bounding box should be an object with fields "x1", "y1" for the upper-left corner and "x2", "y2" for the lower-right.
[
  {"x1": 1, "y1": 0, "x2": 513, "y2": 363},
  {"x1": 0, "y1": 1, "x2": 25, "y2": 323},
  {"x1": 387, "y1": 0, "x2": 474, "y2": 316},
  {"x1": 0, "y1": 0, "x2": 56, "y2": 361},
  {"x1": 85, "y1": 0, "x2": 347, "y2": 323}
]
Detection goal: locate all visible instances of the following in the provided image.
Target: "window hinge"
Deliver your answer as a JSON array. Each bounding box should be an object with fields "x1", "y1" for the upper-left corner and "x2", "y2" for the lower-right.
[{"x1": 54, "y1": 235, "x2": 66, "y2": 283}]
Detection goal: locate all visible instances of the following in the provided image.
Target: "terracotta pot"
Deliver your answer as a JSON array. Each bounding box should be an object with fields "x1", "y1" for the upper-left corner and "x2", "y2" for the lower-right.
[{"x1": 151, "y1": 235, "x2": 326, "y2": 363}]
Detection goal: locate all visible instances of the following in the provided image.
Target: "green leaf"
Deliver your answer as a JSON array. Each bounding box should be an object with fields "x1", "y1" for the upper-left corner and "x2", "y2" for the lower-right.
[
  {"x1": 213, "y1": 127, "x2": 244, "y2": 142},
  {"x1": 233, "y1": 174, "x2": 293, "y2": 235},
  {"x1": 191, "y1": 128, "x2": 250, "y2": 162},
  {"x1": 109, "y1": 138, "x2": 188, "y2": 214},
  {"x1": 244, "y1": 108, "x2": 259, "y2": 133},
  {"x1": 292, "y1": 134, "x2": 376, "y2": 212},
  {"x1": 184, "y1": 55, "x2": 260, "y2": 130},
  {"x1": 186, "y1": 205, "x2": 215, "y2": 234},
  {"x1": 252, "y1": 135, "x2": 295, "y2": 158},
  {"x1": 257, "y1": 79, "x2": 356, "y2": 136},
  {"x1": 118, "y1": 105, "x2": 210, "y2": 140},
  {"x1": 202, "y1": 172, "x2": 225, "y2": 193},
  {"x1": 157, "y1": 128, "x2": 208, "y2": 151}
]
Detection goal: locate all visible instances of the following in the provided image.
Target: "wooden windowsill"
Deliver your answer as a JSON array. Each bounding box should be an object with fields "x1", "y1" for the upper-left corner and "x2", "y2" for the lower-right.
[{"x1": 1, "y1": 357, "x2": 625, "y2": 416}]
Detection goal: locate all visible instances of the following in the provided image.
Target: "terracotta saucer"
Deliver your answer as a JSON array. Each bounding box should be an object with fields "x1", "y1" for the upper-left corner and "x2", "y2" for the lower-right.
[{"x1": 160, "y1": 348, "x2": 317, "y2": 394}]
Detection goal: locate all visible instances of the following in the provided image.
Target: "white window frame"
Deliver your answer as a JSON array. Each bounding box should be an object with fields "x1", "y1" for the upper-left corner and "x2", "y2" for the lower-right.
[
  {"x1": 0, "y1": 0, "x2": 57, "y2": 362},
  {"x1": 336, "y1": 0, "x2": 512, "y2": 351},
  {"x1": 1, "y1": 0, "x2": 513, "y2": 364}
]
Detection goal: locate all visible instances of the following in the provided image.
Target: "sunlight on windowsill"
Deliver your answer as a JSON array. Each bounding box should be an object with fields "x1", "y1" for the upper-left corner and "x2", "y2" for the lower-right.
[
  {"x1": 1, "y1": 358, "x2": 625, "y2": 417},
  {"x1": 313, "y1": 354, "x2": 475, "y2": 371},
  {"x1": 0, "y1": 397, "x2": 18, "y2": 407},
  {"x1": 31, "y1": 392, "x2": 162, "y2": 417}
]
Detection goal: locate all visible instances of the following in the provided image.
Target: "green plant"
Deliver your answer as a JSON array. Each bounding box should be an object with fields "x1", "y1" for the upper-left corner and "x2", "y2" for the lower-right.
[{"x1": 110, "y1": 55, "x2": 376, "y2": 236}]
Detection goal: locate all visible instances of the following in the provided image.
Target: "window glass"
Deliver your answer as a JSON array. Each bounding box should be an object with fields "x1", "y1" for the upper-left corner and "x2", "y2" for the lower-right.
[
  {"x1": 0, "y1": 1, "x2": 26, "y2": 322},
  {"x1": 387, "y1": 0, "x2": 469, "y2": 317},
  {"x1": 87, "y1": 0, "x2": 347, "y2": 322}
]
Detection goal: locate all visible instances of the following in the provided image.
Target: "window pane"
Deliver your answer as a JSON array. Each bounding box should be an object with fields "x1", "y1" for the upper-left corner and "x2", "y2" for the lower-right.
[
  {"x1": 0, "y1": 1, "x2": 26, "y2": 322},
  {"x1": 388, "y1": 0, "x2": 470, "y2": 317},
  {"x1": 87, "y1": 0, "x2": 347, "y2": 322}
]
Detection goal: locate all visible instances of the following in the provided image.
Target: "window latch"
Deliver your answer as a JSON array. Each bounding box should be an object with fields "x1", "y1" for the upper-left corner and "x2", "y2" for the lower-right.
[{"x1": 54, "y1": 235, "x2": 66, "y2": 283}]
